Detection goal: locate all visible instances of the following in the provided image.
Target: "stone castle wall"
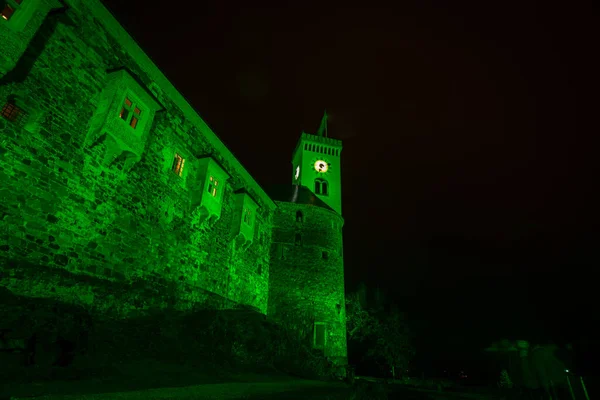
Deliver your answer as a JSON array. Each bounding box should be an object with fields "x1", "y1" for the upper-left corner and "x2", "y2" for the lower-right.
[
  {"x1": 0, "y1": 0, "x2": 273, "y2": 316},
  {"x1": 268, "y1": 201, "x2": 347, "y2": 364}
]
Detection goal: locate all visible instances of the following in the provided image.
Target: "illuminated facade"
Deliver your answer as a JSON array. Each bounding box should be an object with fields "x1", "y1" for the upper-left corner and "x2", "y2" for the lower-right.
[{"x1": 0, "y1": 0, "x2": 346, "y2": 365}]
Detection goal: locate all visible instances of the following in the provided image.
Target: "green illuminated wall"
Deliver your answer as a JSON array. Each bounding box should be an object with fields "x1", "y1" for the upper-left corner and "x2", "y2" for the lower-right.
[
  {"x1": 0, "y1": 0, "x2": 348, "y2": 367},
  {"x1": 0, "y1": 0, "x2": 273, "y2": 316},
  {"x1": 292, "y1": 133, "x2": 343, "y2": 215}
]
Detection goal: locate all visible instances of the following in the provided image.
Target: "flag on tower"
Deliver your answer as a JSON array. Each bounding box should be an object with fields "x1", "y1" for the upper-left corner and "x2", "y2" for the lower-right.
[{"x1": 317, "y1": 110, "x2": 328, "y2": 137}]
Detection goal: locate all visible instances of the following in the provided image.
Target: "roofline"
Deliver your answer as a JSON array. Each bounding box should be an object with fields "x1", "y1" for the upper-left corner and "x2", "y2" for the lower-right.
[{"x1": 89, "y1": 0, "x2": 276, "y2": 210}]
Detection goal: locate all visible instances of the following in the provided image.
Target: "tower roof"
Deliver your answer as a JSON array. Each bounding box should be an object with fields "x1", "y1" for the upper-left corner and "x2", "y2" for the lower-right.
[{"x1": 266, "y1": 184, "x2": 336, "y2": 213}]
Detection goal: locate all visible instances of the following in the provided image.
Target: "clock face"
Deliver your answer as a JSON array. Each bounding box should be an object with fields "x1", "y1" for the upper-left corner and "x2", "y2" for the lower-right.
[
  {"x1": 295, "y1": 165, "x2": 300, "y2": 180},
  {"x1": 314, "y1": 160, "x2": 328, "y2": 173}
]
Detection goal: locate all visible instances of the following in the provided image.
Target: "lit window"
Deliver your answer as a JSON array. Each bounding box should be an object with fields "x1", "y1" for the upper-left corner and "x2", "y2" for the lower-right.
[
  {"x1": 1, "y1": 0, "x2": 22, "y2": 21},
  {"x1": 243, "y1": 208, "x2": 251, "y2": 225},
  {"x1": 315, "y1": 179, "x2": 328, "y2": 196},
  {"x1": 207, "y1": 176, "x2": 218, "y2": 197},
  {"x1": 1, "y1": 101, "x2": 27, "y2": 126},
  {"x1": 118, "y1": 96, "x2": 142, "y2": 129},
  {"x1": 171, "y1": 153, "x2": 185, "y2": 176}
]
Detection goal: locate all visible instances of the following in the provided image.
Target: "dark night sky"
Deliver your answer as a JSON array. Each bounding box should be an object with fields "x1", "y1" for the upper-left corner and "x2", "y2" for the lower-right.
[{"x1": 101, "y1": 0, "x2": 597, "y2": 363}]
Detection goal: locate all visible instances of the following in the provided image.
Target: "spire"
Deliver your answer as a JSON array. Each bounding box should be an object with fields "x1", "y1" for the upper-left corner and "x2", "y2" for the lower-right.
[{"x1": 316, "y1": 110, "x2": 328, "y2": 137}]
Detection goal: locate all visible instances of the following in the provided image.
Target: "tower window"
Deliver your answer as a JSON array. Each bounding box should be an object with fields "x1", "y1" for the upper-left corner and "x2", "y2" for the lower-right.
[
  {"x1": 207, "y1": 176, "x2": 218, "y2": 197},
  {"x1": 295, "y1": 233, "x2": 302, "y2": 246},
  {"x1": 315, "y1": 179, "x2": 328, "y2": 196},
  {"x1": 171, "y1": 153, "x2": 185, "y2": 176},
  {"x1": 322, "y1": 251, "x2": 329, "y2": 260},
  {"x1": 277, "y1": 243, "x2": 286, "y2": 260},
  {"x1": 1, "y1": 0, "x2": 22, "y2": 21},
  {"x1": 1, "y1": 101, "x2": 27, "y2": 126},
  {"x1": 118, "y1": 96, "x2": 143, "y2": 129},
  {"x1": 314, "y1": 322, "x2": 326, "y2": 349},
  {"x1": 296, "y1": 210, "x2": 303, "y2": 223},
  {"x1": 256, "y1": 263, "x2": 262, "y2": 275}
]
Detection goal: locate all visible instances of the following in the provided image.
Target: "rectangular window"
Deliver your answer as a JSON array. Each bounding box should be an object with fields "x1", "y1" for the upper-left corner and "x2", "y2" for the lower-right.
[
  {"x1": 118, "y1": 96, "x2": 142, "y2": 130},
  {"x1": 207, "y1": 176, "x2": 218, "y2": 197},
  {"x1": 1, "y1": 0, "x2": 21, "y2": 21},
  {"x1": 1, "y1": 102, "x2": 27, "y2": 126},
  {"x1": 314, "y1": 323, "x2": 326, "y2": 348},
  {"x1": 243, "y1": 208, "x2": 251, "y2": 225},
  {"x1": 171, "y1": 153, "x2": 185, "y2": 176}
]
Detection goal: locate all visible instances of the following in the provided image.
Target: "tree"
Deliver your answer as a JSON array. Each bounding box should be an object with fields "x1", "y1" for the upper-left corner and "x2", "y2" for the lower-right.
[
  {"x1": 368, "y1": 310, "x2": 414, "y2": 379},
  {"x1": 346, "y1": 286, "x2": 414, "y2": 379}
]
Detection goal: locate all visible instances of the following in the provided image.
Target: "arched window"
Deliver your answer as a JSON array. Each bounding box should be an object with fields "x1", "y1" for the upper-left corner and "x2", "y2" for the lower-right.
[
  {"x1": 296, "y1": 210, "x2": 304, "y2": 223},
  {"x1": 315, "y1": 179, "x2": 328, "y2": 196}
]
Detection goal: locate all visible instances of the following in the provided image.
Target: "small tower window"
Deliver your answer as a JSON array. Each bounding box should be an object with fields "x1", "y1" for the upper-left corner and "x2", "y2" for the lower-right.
[
  {"x1": 256, "y1": 263, "x2": 262, "y2": 275},
  {"x1": 1, "y1": 0, "x2": 22, "y2": 21},
  {"x1": 277, "y1": 243, "x2": 286, "y2": 260},
  {"x1": 207, "y1": 176, "x2": 219, "y2": 197},
  {"x1": 322, "y1": 251, "x2": 329, "y2": 260},
  {"x1": 314, "y1": 322, "x2": 326, "y2": 349},
  {"x1": 295, "y1": 233, "x2": 302, "y2": 246},
  {"x1": 1, "y1": 101, "x2": 27, "y2": 126},
  {"x1": 296, "y1": 210, "x2": 303, "y2": 223},
  {"x1": 315, "y1": 179, "x2": 328, "y2": 196},
  {"x1": 171, "y1": 153, "x2": 185, "y2": 176},
  {"x1": 119, "y1": 96, "x2": 143, "y2": 129}
]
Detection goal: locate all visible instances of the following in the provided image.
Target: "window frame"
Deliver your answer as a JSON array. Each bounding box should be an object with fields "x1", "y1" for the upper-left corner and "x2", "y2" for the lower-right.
[
  {"x1": 315, "y1": 178, "x2": 329, "y2": 196},
  {"x1": 1, "y1": 100, "x2": 27, "y2": 126},
  {"x1": 118, "y1": 94, "x2": 143, "y2": 130},
  {"x1": 313, "y1": 322, "x2": 326, "y2": 349},
  {"x1": 1, "y1": 0, "x2": 23, "y2": 22},
  {"x1": 207, "y1": 175, "x2": 219, "y2": 198},
  {"x1": 171, "y1": 152, "x2": 185, "y2": 177},
  {"x1": 243, "y1": 208, "x2": 252, "y2": 225}
]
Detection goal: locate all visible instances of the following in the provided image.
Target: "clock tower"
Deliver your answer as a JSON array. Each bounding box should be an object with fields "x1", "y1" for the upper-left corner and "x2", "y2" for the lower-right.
[{"x1": 291, "y1": 116, "x2": 343, "y2": 215}]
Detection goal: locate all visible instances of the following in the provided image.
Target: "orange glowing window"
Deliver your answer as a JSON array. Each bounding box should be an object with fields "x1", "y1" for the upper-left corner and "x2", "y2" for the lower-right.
[
  {"x1": 207, "y1": 176, "x2": 218, "y2": 197},
  {"x1": 171, "y1": 153, "x2": 185, "y2": 176},
  {"x1": 119, "y1": 96, "x2": 142, "y2": 129},
  {"x1": 1, "y1": 0, "x2": 22, "y2": 20},
  {"x1": 1, "y1": 102, "x2": 27, "y2": 125}
]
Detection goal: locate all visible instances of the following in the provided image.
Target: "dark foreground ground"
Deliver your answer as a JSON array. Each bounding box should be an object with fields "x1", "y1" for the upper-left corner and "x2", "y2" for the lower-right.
[{"x1": 3, "y1": 361, "x2": 498, "y2": 400}]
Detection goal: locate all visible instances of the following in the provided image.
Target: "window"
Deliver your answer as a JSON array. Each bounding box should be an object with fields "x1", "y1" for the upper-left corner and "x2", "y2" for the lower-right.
[
  {"x1": 314, "y1": 322, "x2": 326, "y2": 348},
  {"x1": 243, "y1": 208, "x2": 251, "y2": 225},
  {"x1": 1, "y1": 101, "x2": 27, "y2": 126},
  {"x1": 295, "y1": 233, "x2": 302, "y2": 246},
  {"x1": 277, "y1": 243, "x2": 286, "y2": 260},
  {"x1": 1, "y1": 0, "x2": 22, "y2": 21},
  {"x1": 256, "y1": 263, "x2": 262, "y2": 275},
  {"x1": 296, "y1": 210, "x2": 303, "y2": 223},
  {"x1": 118, "y1": 96, "x2": 142, "y2": 129},
  {"x1": 171, "y1": 153, "x2": 185, "y2": 176},
  {"x1": 322, "y1": 251, "x2": 329, "y2": 260},
  {"x1": 207, "y1": 176, "x2": 218, "y2": 197},
  {"x1": 315, "y1": 179, "x2": 328, "y2": 196}
]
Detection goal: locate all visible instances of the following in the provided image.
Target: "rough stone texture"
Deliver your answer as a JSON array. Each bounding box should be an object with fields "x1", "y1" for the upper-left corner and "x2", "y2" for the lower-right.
[
  {"x1": 0, "y1": 0, "x2": 347, "y2": 376},
  {"x1": 268, "y1": 202, "x2": 347, "y2": 365},
  {"x1": 0, "y1": 1, "x2": 272, "y2": 316}
]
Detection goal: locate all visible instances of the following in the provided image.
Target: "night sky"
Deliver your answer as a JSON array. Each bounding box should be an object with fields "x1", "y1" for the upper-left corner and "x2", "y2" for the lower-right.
[{"x1": 101, "y1": 0, "x2": 597, "y2": 370}]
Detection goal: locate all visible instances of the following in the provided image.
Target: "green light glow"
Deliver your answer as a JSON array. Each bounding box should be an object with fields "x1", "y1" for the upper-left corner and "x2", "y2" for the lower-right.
[{"x1": 0, "y1": 0, "x2": 347, "y2": 374}]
